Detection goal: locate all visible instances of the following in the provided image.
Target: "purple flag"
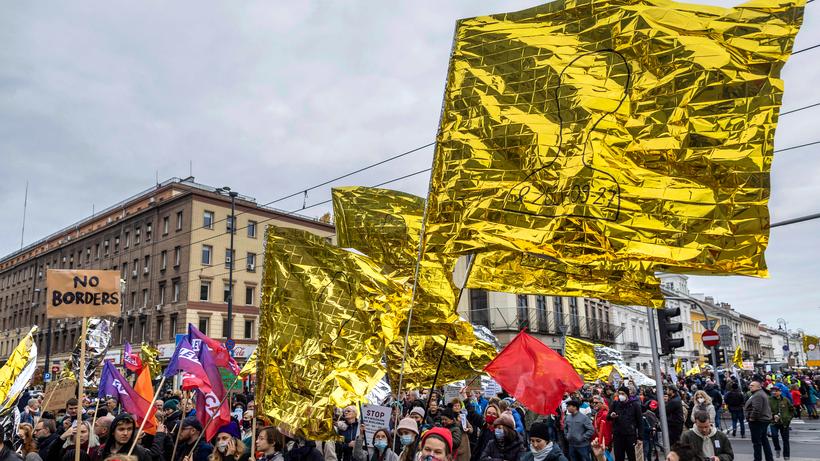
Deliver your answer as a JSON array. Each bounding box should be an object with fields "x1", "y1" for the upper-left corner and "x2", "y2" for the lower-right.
[
  {"x1": 164, "y1": 337, "x2": 213, "y2": 393},
  {"x1": 195, "y1": 344, "x2": 230, "y2": 441},
  {"x1": 98, "y1": 361, "x2": 156, "y2": 431}
]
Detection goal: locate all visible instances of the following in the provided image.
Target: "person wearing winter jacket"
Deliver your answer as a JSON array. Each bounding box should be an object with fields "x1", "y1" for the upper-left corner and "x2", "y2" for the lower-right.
[
  {"x1": 563, "y1": 402, "x2": 593, "y2": 461},
  {"x1": 353, "y1": 428, "x2": 398, "y2": 461},
  {"x1": 689, "y1": 391, "x2": 716, "y2": 426},
  {"x1": 394, "y1": 417, "x2": 419, "y2": 461},
  {"x1": 743, "y1": 380, "x2": 773, "y2": 461},
  {"x1": 591, "y1": 397, "x2": 611, "y2": 451},
  {"x1": 679, "y1": 411, "x2": 734, "y2": 461},
  {"x1": 607, "y1": 388, "x2": 642, "y2": 461},
  {"x1": 256, "y1": 427, "x2": 285, "y2": 461},
  {"x1": 642, "y1": 401, "x2": 660, "y2": 461},
  {"x1": 664, "y1": 388, "x2": 685, "y2": 444},
  {"x1": 724, "y1": 384, "x2": 746, "y2": 438},
  {"x1": 769, "y1": 386, "x2": 794, "y2": 460},
  {"x1": 440, "y1": 409, "x2": 469, "y2": 461},
  {"x1": 91, "y1": 413, "x2": 165, "y2": 461},
  {"x1": 479, "y1": 412, "x2": 524, "y2": 461},
  {"x1": 518, "y1": 423, "x2": 567, "y2": 461},
  {"x1": 473, "y1": 404, "x2": 501, "y2": 461},
  {"x1": 335, "y1": 406, "x2": 360, "y2": 461}
]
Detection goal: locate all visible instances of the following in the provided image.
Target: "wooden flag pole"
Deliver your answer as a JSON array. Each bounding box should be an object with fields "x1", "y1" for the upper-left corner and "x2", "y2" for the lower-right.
[
  {"x1": 128, "y1": 374, "x2": 167, "y2": 456},
  {"x1": 170, "y1": 389, "x2": 191, "y2": 461},
  {"x1": 87, "y1": 398, "x2": 101, "y2": 454},
  {"x1": 75, "y1": 318, "x2": 88, "y2": 461}
]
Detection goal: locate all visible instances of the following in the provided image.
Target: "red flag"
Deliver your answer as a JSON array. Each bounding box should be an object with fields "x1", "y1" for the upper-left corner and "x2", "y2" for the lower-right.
[
  {"x1": 484, "y1": 331, "x2": 582, "y2": 415},
  {"x1": 195, "y1": 342, "x2": 230, "y2": 441},
  {"x1": 130, "y1": 366, "x2": 158, "y2": 435}
]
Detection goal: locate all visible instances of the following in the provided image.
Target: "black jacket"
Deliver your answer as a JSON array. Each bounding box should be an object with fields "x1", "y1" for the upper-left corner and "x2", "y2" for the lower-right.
[
  {"x1": 37, "y1": 433, "x2": 61, "y2": 461},
  {"x1": 172, "y1": 440, "x2": 213, "y2": 461},
  {"x1": 94, "y1": 414, "x2": 167, "y2": 461},
  {"x1": 518, "y1": 444, "x2": 567, "y2": 461},
  {"x1": 724, "y1": 390, "x2": 745, "y2": 412},
  {"x1": 0, "y1": 446, "x2": 22, "y2": 461},
  {"x1": 665, "y1": 396, "x2": 684, "y2": 428},
  {"x1": 478, "y1": 434, "x2": 525, "y2": 461},
  {"x1": 707, "y1": 387, "x2": 723, "y2": 408},
  {"x1": 286, "y1": 442, "x2": 324, "y2": 461},
  {"x1": 608, "y1": 399, "x2": 642, "y2": 438}
]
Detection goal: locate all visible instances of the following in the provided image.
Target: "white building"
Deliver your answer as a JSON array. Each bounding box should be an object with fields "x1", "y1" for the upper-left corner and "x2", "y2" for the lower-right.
[{"x1": 610, "y1": 304, "x2": 655, "y2": 373}]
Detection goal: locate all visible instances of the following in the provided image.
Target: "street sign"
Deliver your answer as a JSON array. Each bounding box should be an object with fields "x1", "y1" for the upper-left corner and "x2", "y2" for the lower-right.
[
  {"x1": 175, "y1": 333, "x2": 187, "y2": 346},
  {"x1": 702, "y1": 330, "x2": 720, "y2": 347},
  {"x1": 43, "y1": 372, "x2": 51, "y2": 382},
  {"x1": 699, "y1": 320, "x2": 718, "y2": 330},
  {"x1": 51, "y1": 366, "x2": 59, "y2": 374},
  {"x1": 225, "y1": 339, "x2": 235, "y2": 351},
  {"x1": 809, "y1": 343, "x2": 817, "y2": 351},
  {"x1": 717, "y1": 325, "x2": 733, "y2": 348},
  {"x1": 783, "y1": 345, "x2": 790, "y2": 351}
]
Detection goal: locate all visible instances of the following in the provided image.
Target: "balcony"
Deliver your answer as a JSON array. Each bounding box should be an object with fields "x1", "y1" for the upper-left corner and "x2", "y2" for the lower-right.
[
  {"x1": 622, "y1": 341, "x2": 640, "y2": 358},
  {"x1": 468, "y1": 306, "x2": 625, "y2": 344}
]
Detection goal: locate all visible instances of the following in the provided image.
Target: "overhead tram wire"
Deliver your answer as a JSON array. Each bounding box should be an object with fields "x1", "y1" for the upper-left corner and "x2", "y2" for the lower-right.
[{"x1": 793, "y1": 43, "x2": 820, "y2": 55}]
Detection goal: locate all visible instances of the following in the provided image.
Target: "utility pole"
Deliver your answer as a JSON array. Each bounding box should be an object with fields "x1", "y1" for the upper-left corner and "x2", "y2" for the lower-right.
[
  {"x1": 221, "y1": 187, "x2": 239, "y2": 343},
  {"x1": 647, "y1": 307, "x2": 671, "y2": 453}
]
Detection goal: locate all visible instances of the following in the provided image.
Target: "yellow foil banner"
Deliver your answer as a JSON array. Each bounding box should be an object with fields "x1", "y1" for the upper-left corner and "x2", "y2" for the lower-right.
[
  {"x1": 0, "y1": 327, "x2": 37, "y2": 416},
  {"x1": 258, "y1": 225, "x2": 408, "y2": 439},
  {"x1": 239, "y1": 350, "x2": 257, "y2": 379},
  {"x1": 332, "y1": 186, "x2": 496, "y2": 386},
  {"x1": 563, "y1": 336, "x2": 599, "y2": 381},
  {"x1": 140, "y1": 343, "x2": 161, "y2": 378},
  {"x1": 426, "y1": 0, "x2": 805, "y2": 277}
]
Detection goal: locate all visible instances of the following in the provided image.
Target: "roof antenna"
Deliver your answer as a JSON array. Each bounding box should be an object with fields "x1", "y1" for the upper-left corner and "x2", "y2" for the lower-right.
[{"x1": 20, "y1": 180, "x2": 28, "y2": 250}]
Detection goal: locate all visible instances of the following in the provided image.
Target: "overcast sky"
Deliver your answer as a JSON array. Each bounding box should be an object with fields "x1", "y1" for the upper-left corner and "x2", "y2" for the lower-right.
[{"x1": 1, "y1": 1, "x2": 818, "y2": 332}]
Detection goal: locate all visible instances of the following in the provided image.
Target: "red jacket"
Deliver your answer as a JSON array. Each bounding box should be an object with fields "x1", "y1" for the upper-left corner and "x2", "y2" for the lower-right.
[
  {"x1": 792, "y1": 390, "x2": 802, "y2": 406},
  {"x1": 594, "y1": 405, "x2": 613, "y2": 448}
]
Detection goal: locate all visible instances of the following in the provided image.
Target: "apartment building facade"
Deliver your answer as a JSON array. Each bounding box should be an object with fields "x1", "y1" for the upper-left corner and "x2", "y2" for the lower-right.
[{"x1": 0, "y1": 177, "x2": 334, "y2": 372}]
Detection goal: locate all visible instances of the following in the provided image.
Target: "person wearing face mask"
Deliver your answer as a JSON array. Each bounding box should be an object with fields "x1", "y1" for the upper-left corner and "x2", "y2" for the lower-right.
[
  {"x1": 336, "y1": 407, "x2": 361, "y2": 461},
  {"x1": 607, "y1": 388, "x2": 641, "y2": 461},
  {"x1": 396, "y1": 417, "x2": 419, "y2": 461},
  {"x1": 240, "y1": 411, "x2": 254, "y2": 447},
  {"x1": 563, "y1": 401, "x2": 593, "y2": 461},
  {"x1": 690, "y1": 391, "x2": 716, "y2": 426},
  {"x1": 519, "y1": 423, "x2": 567, "y2": 461},
  {"x1": 209, "y1": 421, "x2": 250, "y2": 461},
  {"x1": 472, "y1": 404, "x2": 500, "y2": 461},
  {"x1": 478, "y1": 411, "x2": 523, "y2": 461},
  {"x1": 353, "y1": 428, "x2": 397, "y2": 461}
]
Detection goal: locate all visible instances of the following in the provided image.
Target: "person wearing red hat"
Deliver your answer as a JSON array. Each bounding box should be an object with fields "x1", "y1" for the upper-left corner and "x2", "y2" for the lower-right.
[
  {"x1": 420, "y1": 427, "x2": 454, "y2": 461},
  {"x1": 642, "y1": 401, "x2": 661, "y2": 461}
]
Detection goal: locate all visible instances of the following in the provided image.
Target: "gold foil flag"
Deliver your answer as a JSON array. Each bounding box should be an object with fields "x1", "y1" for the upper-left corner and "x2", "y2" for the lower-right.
[
  {"x1": 0, "y1": 327, "x2": 38, "y2": 416},
  {"x1": 240, "y1": 350, "x2": 257, "y2": 379},
  {"x1": 332, "y1": 186, "x2": 497, "y2": 386},
  {"x1": 426, "y1": 0, "x2": 805, "y2": 278},
  {"x1": 675, "y1": 358, "x2": 682, "y2": 375},
  {"x1": 258, "y1": 225, "x2": 408, "y2": 439},
  {"x1": 733, "y1": 347, "x2": 744, "y2": 369},
  {"x1": 563, "y1": 336, "x2": 598, "y2": 381},
  {"x1": 140, "y1": 343, "x2": 162, "y2": 378}
]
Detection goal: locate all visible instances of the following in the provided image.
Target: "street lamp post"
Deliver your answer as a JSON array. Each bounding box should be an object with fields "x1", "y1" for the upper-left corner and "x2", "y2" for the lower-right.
[
  {"x1": 777, "y1": 318, "x2": 791, "y2": 366},
  {"x1": 220, "y1": 187, "x2": 239, "y2": 343}
]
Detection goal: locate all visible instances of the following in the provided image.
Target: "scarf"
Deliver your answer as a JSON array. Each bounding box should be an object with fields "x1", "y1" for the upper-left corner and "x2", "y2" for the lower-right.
[{"x1": 532, "y1": 443, "x2": 554, "y2": 461}]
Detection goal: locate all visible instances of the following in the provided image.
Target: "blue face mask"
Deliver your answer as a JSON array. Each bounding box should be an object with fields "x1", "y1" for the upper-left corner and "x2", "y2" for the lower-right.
[
  {"x1": 494, "y1": 428, "x2": 505, "y2": 440},
  {"x1": 374, "y1": 440, "x2": 388, "y2": 451},
  {"x1": 400, "y1": 435, "x2": 415, "y2": 446}
]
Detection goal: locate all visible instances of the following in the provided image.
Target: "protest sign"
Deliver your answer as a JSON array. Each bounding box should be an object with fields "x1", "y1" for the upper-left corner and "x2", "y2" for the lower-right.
[
  {"x1": 43, "y1": 378, "x2": 78, "y2": 412},
  {"x1": 47, "y1": 270, "x2": 121, "y2": 318},
  {"x1": 482, "y1": 377, "x2": 502, "y2": 398},
  {"x1": 361, "y1": 405, "x2": 391, "y2": 443},
  {"x1": 443, "y1": 384, "x2": 462, "y2": 404}
]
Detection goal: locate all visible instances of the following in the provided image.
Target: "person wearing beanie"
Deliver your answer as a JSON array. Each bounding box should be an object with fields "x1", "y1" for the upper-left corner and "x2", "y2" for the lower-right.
[
  {"x1": 439, "y1": 409, "x2": 468, "y2": 461},
  {"x1": 210, "y1": 421, "x2": 249, "y2": 461},
  {"x1": 420, "y1": 427, "x2": 454, "y2": 461},
  {"x1": 563, "y1": 401, "x2": 593, "y2": 461},
  {"x1": 396, "y1": 417, "x2": 419, "y2": 461},
  {"x1": 478, "y1": 411, "x2": 524, "y2": 461},
  {"x1": 607, "y1": 387, "x2": 642, "y2": 461},
  {"x1": 519, "y1": 423, "x2": 567, "y2": 461},
  {"x1": 409, "y1": 408, "x2": 426, "y2": 429}
]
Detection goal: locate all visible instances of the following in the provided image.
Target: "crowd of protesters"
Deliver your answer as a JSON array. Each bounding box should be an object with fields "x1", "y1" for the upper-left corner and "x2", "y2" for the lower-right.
[{"x1": 7, "y1": 369, "x2": 819, "y2": 461}]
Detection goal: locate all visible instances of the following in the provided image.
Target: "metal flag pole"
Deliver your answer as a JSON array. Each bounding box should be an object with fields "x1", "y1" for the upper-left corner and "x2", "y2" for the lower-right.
[{"x1": 646, "y1": 307, "x2": 671, "y2": 453}]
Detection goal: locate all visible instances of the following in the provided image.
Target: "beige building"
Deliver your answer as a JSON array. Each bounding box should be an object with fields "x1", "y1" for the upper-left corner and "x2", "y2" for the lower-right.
[{"x1": 0, "y1": 177, "x2": 333, "y2": 373}]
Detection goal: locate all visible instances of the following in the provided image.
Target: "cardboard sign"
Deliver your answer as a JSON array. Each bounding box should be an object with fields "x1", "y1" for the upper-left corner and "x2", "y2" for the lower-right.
[
  {"x1": 482, "y1": 377, "x2": 503, "y2": 398},
  {"x1": 43, "y1": 378, "x2": 78, "y2": 412},
  {"x1": 361, "y1": 405, "x2": 392, "y2": 443},
  {"x1": 47, "y1": 270, "x2": 121, "y2": 318},
  {"x1": 443, "y1": 384, "x2": 462, "y2": 404}
]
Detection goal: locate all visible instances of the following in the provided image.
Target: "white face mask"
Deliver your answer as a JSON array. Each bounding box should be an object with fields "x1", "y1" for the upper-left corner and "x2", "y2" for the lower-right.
[
  {"x1": 618, "y1": 394, "x2": 627, "y2": 402},
  {"x1": 217, "y1": 441, "x2": 229, "y2": 453},
  {"x1": 697, "y1": 398, "x2": 705, "y2": 404},
  {"x1": 336, "y1": 421, "x2": 348, "y2": 431}
]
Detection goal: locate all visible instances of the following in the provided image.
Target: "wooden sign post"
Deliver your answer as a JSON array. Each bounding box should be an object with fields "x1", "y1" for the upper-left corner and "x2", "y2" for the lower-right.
[{"x1": 46, "y1": 269, "x2": 121, "y2": 461}]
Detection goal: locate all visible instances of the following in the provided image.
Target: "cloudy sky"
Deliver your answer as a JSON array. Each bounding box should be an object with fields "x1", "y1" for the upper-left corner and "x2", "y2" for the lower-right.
[{"x1": 1, "y1": 1, "x2": 818, "y2": 331}]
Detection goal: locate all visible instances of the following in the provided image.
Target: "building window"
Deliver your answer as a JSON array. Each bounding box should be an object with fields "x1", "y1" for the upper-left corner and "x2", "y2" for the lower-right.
[
  {"x1": 85, "y1": 247, "x2": 91, "y2": 261},
  {"x1": 172, "y1": 280, "x2": 180, "y2": 303},
  {"x1": 162, "y1": 216, "x2": 169, "y2": 235},
  {"x1": 146, "y1": 223, "x2": 152, "y2": 241},
  {"x1": 142, "y1": 289, "x2": 148, "y2": 308},
  {"x1": 176, "y1": 211, "x2": 183, "y2": 231},
  {"x1": 104, "y1": 240, "x2": 110, "y2": 256},
  {"x1": 170, "y1": 314, "x2": 178, "y2": 339},
  {"x1": 245, "y1": 286, "x2": 255, "y2": 305},
  {"x1": 200, "y1": 281, "x2": 211, "y2": 301},
  {"x1": 225, "y1": 249, "x2": 235, "y2": 269},
  {"x1": 198, "y1": 317, "x2": 209, "y2": 336},
  {"x1": 158, "y1": 283, "x2": 166, "y2": 305},
  {"x1": 554, "y1": 297, "x2": 564, "y2": 331},
  {"x1": 114, "y1": 237, "x2": 120, "y2": 253},
  {"x1": 517, "y1": 295, "x2": 529, "y2": 329},
  {"x1": 223, "y1": 283, "x2": 233, "y2": 303},
  {"x1": 122, "y1": 262, "x2": 128, "y2": 280},
  {"x1": 246, "y1": 252, "x2": 256, "y2": 272},
  {"x1": 135, "y1": 227, "x2": 141, "y2": 245},
  {"x1": 222, "y1": 317, "x2": 230, "y2": 338},
  {"x1": 132, "y1": 258, "x2": 138, "y2": 277},
  {"x1": 244, "y1": 319, "x2": 254, "y2": 339},
  {"x1": 469, "y1": 289, "x2": 489, "y2": 327},
  {"x1": 202, "y1": 245, "x2": 213, "y2": 265},
  {"x1": 160, "y1": 251, "x2": 167, "y2": 270},
  {"x1": 156, "y1": 318, "x2": 164, "y2": 340},
  {"x1": 247, "y1": 221, "x2": 257, "y2": 238},
  {"x1": 130, "y1": 291, "x2": 137, "y2": 308},
  {"x1": 227, "y1": 216, "x2": 236, "y2": 233},
  {"x1": 124, "y1": 232, "x2": 130, "y2": 248},
  {"x1": 203, "y1": 211, "x2": 215, "y2": 229},
  {"x1": 174, "y1": 246, "x2": 181, "y2": 267},
  {"x1": 95, "y1": 244, "x2": 101, "y2": 259},
  {"x1": 144, "y1": 255, "x2": 150, "y2": 274},
  {"x1": 535, "y1": 295, "x2": 548, "y2": 332}
]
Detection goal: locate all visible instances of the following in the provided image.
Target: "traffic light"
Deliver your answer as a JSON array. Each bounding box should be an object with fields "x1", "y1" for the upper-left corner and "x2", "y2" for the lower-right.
[
  {"x1": 657, "y1": 307, "x2": 684, "y2": 355},
  {"x1": 705, "y1": 348, "x2": 727, "y2": 366}
]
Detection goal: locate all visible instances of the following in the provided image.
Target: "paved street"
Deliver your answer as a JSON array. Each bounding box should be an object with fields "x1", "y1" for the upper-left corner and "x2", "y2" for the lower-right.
[{"x1": 718, "y1": 417, "x2": 820, "y2": 461}]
